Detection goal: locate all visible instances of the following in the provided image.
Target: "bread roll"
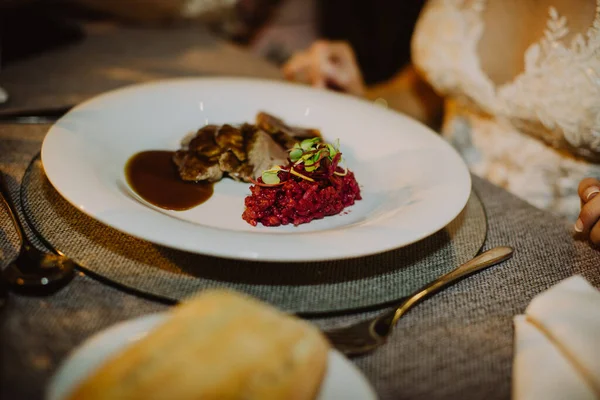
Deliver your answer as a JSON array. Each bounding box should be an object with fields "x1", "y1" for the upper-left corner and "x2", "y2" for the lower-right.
[{"x1": 66, "y1": 289, "x2": 329, "y2": 400}]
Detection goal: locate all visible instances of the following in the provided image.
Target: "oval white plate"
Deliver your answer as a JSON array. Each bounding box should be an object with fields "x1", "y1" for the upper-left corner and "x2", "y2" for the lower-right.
[
  {"x1": 41, "y1": 77, "x2": 470, "y2": 261},
  {"x1": 47, "y1": 313, "x2": 378, "y2": 400}
]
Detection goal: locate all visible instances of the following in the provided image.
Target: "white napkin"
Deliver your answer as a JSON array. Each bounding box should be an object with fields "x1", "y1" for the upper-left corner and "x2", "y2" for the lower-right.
[{"x1": 513, "y1": 275, "x2": 600, "y2": 400}]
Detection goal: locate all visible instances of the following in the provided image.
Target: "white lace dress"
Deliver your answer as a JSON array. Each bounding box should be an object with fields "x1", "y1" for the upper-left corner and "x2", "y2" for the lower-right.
[{"x1": 412, "y1": 0, "x2": 600, "y2": 221}]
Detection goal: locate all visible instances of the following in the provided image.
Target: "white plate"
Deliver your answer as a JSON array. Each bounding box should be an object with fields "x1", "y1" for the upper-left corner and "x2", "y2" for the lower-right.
[
  {"x1": 41, "y1": 77, "x2": 470, "y2": 261},
  {"x1": 46, "y1": 313, "x2": 378, "y2": 400}
]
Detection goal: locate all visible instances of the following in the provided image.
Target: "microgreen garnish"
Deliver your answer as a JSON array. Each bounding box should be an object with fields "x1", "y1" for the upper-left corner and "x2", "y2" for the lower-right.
[
  {"x1": 300, "y1": 137, "x2": 321, "y2": 151},
  {"x1": 288, "y1": 138, "x2": 341, "y2": 166},
  {"x1": 261, "y1": 166, "x2": 283, "y2": 185},
  {"x1": 257, "y1": 137, "x2": 347, "y2": 185},
  {"x1": 289, "y1": 146, "x2": 303, "y2": 162}
]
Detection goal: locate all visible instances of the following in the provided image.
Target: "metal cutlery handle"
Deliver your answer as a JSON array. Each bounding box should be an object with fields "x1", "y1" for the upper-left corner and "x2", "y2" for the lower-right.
[{"x1": 390, "y1": 246, "x2": 514, "y2": 326}]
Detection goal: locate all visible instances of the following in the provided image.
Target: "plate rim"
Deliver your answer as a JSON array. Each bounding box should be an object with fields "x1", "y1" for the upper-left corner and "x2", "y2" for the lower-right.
[{"x1": 41, "y1": 77, "x2": 471, "y2": 262}]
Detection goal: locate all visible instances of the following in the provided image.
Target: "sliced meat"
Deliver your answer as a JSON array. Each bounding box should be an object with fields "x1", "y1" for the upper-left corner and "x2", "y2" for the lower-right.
[
  {"x1": 219, "y1": 151, "x2": 253, "y2": 182},
  {"x1": 246, "y1": 129, "x2": 289, "y2": 180},
  {"x1": 218, "y1": 151, "x2": 240, "y2": 172},
  {"x1": 187, "y1": 127, "x2": 221, "y2": 158},
  {"x1": 240, "y1": 123, "x2": 258, "y2": 144},
  {"x1": 256, "y1": 112, "x2": 321, "y2": 149},
  {"x1": 218, "y1": 129, "x2": 288, "y2": 182},
  {"x1": 180, "y1": 125, "x2": 218, "y2": 148},
  {"x1": 173, "y1": 150, "x2": 223, "y2": 182},
  {"x1": 173, "y1": 114, "x2": 314, "y2": 183},
  {"x1": 215, "y1": 125, "x2": 246, "y2": 161},
  {"x1": 174, "y1": 124, "x2": 223, "y2": 182}
]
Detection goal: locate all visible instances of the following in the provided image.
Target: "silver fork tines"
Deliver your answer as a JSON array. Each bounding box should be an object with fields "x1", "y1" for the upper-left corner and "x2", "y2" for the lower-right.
[{"x1": 323, "y1": 246, "x2": 514, "y2": 357}]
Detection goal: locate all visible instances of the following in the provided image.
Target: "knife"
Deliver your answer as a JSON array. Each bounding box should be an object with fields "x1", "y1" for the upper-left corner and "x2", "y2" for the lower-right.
[{"x1": 0, "y1": 105, "x2": 74, "y2": 124}]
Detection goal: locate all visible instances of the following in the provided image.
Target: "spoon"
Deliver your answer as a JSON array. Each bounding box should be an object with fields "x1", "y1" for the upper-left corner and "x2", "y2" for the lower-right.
[{"x1": 0, "y1": 173, "x2": 75, "y2": 295}]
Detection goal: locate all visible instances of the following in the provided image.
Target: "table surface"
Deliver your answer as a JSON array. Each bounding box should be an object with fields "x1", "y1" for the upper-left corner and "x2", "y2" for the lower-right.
[{"x1": 2, "y1": 21, "x2": 600, "y2": 400}]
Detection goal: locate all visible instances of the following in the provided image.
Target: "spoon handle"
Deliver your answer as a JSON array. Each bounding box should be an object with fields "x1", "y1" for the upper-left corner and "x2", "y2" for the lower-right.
[
  {"x1": 389, "y1": 246, "x2": 514, "y2": 326},
  {"x1": 0, "y1": 173, "x2": 27, "y2": 244}
]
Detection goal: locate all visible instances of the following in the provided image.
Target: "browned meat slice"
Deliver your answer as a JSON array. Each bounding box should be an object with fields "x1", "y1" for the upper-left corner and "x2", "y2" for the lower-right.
[
  {"x1": 173, "y1": 115, "x2": 314, "y2": 184},
  {"x1": 219, "y1": 151, "x2": 253, "y2": 182},
  {"x1": 218, "y1": 151, "x2": 240, "y2": 172},
  {"x1": 215, "y1": 125, "x2": 246, "y2": 162},
  {"x1": 187, "y1": 126, "x2": 221, "y2": 158},
  {"x1": 173, "y1": 125, "x2": 223, "y2": 182},
  {"x1": 173, "y1": 150, "x2": 223, "y2": 182},
  {"x1": 240, "y1": 123, "x2": 257, "y2": 143},
  {"x1": 217, "y1": 129, "x2": 287, "y2": 182},
  {"x1": 256, "y1": 112, "x2": 321, "y2": 149},
  {"x1": 246, "y1": 129, "x2": 289, "y2": 179},
  {"x1": 180, "y1": 125, "x2": 219, "y2": 148}
]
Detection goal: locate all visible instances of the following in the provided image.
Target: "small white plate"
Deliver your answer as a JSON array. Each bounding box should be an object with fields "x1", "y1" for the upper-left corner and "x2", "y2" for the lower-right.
[
  {"x1": 47, "y1": 313, "x2": 378, "y2": 400},
  {"x1": 41, "y1": 77, "x2": 470, "y2": 261}
]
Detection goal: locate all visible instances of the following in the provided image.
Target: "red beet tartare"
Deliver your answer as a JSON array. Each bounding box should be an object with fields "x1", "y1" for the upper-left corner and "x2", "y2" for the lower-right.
[{"x1": 242, "y1": 138, "x2": 361, "y2": 226}]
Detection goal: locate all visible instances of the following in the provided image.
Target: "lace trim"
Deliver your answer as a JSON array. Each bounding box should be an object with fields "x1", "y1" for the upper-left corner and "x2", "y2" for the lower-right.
[
  {"x1": 444, "y1": 100, "x2": 600, "y2": 220},
  {"x1": 414, "y1": 0, "x2": 600, "y2": 155},
  {"x1": 497, "y1": 2, "x2": 600, "y2": 152}
]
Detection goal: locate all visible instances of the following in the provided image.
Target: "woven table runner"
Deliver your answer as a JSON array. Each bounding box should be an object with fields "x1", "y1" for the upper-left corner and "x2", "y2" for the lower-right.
[{"x1": 21, "y1": 155, "x2": 487, "y2": 314}]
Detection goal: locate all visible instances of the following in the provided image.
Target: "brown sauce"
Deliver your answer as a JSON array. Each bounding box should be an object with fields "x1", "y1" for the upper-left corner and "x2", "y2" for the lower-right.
[{"x1": 125, "y1": 150, "x2": 214, "y2": 211}]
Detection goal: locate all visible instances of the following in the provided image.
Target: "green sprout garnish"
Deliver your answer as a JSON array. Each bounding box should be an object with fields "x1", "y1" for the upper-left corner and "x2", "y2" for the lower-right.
[
  {"x1": 300, "y1": 137, "x2": 321, "y2": 151},
  {"x1": 261, "y1": 166, "x2": 282, "y2": 184},
  {"x1": 293, "y1": 138, "x2": 341, "y2": 163},
  {"x1": 290, "y1": 137, "x2": 346, "y2": 177},
  {"x1": 257, "y1": 138, "x2": 346, "y2": 186},
  {"x1": 289, "y1": 146, "x2": 303, "y2": 162}
]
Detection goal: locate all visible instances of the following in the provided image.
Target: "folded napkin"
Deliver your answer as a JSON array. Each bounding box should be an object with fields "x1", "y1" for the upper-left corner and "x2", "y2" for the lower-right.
[{"x1": 513, "y1": 276, "x2": 600, "y2": 400}]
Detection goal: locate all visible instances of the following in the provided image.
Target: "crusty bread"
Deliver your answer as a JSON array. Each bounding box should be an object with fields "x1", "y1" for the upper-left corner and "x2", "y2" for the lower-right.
[{"x1": 66, "y1": 289, "x2": 329, "y2": 400}]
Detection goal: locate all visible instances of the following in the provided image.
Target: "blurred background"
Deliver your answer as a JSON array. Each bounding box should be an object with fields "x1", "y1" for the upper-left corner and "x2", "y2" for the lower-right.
[{"x1": 0, "y1": 0, "x2": 426, "y2": 87}]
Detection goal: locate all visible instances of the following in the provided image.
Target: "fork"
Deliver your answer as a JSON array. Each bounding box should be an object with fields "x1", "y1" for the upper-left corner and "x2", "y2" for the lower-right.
[{"x1": 323, "y1": 246, "x2": 514, "y2": 357}]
